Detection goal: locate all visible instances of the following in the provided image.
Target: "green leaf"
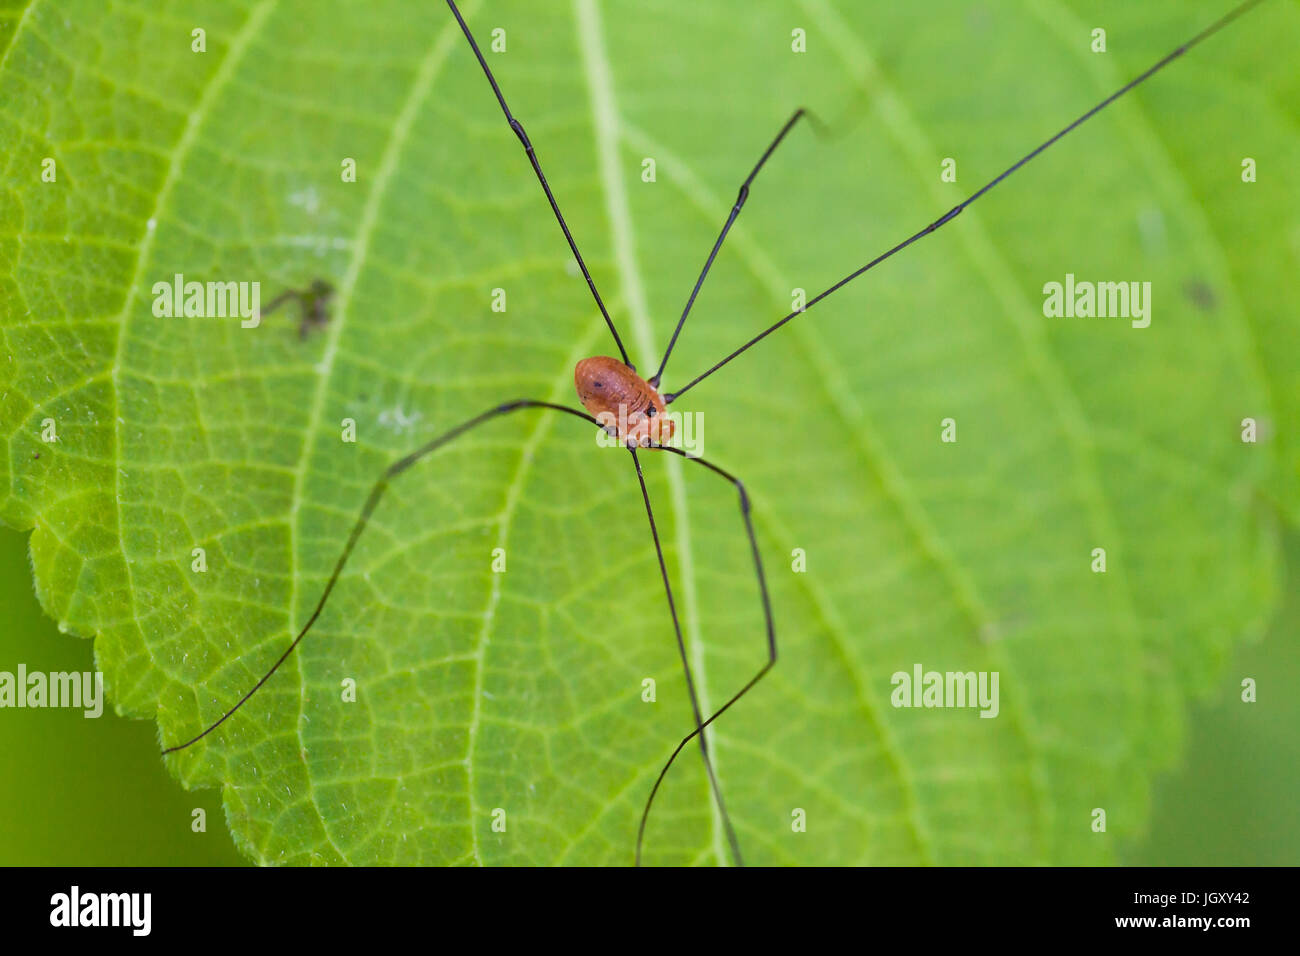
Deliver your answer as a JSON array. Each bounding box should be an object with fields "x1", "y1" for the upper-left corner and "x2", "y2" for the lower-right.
[{"x1": 2, "y1": 0, "x2": 1296, "y2": 865}]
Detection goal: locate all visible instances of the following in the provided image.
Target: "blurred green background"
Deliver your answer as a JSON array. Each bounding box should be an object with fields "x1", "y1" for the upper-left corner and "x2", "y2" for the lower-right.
[
  {"x1": 0, "y1": 526, "x2": 244, "y2": 866},
  {"x1": 1, "y1": 521, "x2": 1296, "y2": 865}
]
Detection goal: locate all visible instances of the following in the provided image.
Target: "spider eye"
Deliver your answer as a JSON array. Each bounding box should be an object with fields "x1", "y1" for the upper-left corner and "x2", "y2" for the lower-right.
[
  {"x1": 593, "y1": 381, "x2": 603, "y2": 388},
  {"x1": 646, "y1": 405, "x2": 656, "y2": 417}
]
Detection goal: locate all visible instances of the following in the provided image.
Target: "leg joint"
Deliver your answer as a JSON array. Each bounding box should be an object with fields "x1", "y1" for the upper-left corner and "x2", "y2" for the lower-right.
[{"x1": 509, "y1": 117, "x2": 531, "y2": 150}]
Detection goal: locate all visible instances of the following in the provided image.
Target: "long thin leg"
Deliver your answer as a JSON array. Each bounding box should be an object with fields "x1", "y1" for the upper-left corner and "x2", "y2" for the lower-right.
[
  {"x1": 649, "y1": 108, "x2": 815, "y2": 389},
  {"x1": 633, "y1": 445, "x2": 775, "y2": 867},
  {"x1": 163, "y1": 400, "x2": 597, "y2": 754},
  {"x1": 446, "y1": 0, "x2": 632, "y2": 368},
  {"x1": 665, "y1": 0, "x2": 1268, "y2": 403},
  {"x1": 628, "y1": 446, "x2": 745, "y2": 866}
]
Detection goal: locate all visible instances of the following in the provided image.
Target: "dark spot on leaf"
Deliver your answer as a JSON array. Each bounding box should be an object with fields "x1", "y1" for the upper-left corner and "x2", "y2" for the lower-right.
[{"x1": 1183, "y1": 279, "x2": 1217, "y2": 311}]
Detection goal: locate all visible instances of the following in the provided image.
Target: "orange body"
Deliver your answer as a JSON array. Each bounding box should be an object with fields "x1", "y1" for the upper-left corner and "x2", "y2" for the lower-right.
[{"x1": 574, "y1": 356, "x2": 675, "y2": 447}]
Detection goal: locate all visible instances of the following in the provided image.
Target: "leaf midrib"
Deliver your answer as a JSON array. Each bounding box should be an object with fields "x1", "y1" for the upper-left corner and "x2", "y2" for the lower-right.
[{"x1": 574, "y1": 0, "x2": 729, "y2": 867}]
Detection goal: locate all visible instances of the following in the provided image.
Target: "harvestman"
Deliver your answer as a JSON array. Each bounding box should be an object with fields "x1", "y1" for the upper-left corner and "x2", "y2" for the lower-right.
[{"x1": 163, "y1": 0, "x2": 1269, "y2": 865}]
